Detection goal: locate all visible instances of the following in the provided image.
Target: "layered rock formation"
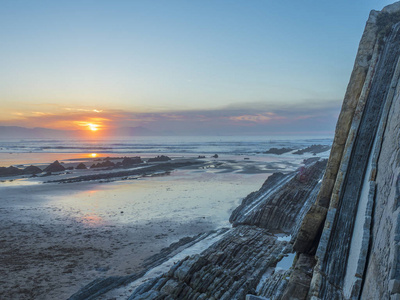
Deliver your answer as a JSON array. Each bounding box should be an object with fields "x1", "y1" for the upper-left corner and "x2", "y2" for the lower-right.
[{"x1": 291, "y1": 2, "x2": 400, "y2": 299}]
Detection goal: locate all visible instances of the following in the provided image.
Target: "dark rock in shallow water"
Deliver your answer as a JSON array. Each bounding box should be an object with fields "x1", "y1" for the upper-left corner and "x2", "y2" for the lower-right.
[
  {"x1": 102, "y1": 160, "x2": 115, "y2": 167},
  {"x1": 122, "y1": 156, "x2": 143, "y2": 167},
  {"x1": 264, "y1": 147, "x2": 295, "y2": 155},
  {"x1": 43, "y1": 160, "x2": 65, "y2": 172},
  {"x1": 22, "y1": 165, "x2": 42, "y2": 174},
  {"x1": 90, "y1": 160, "x2": 116, "y2": 169},
  {"x1": 0, "y1": 166, "x2": 23, "y2": 177},
  {"x1": 303, "y1": 157, "x2": 320, "y2": 165},
  {"x1": 75, "y1": 163, "x2": 87, "y2": 170},
  {"x1": 292, "y1": 144, "x2": 331, "y2": 155},
  {"x1": 148, "y1": 155, "x2": 171, "y2": 162},
  {"x1": 212, "y1": 154, "x2": 219, "y2": 158}
]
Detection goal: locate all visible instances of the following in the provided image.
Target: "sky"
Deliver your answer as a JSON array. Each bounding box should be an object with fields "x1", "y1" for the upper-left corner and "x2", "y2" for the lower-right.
[{"x1": 0, "y1": 0, "x2": 396, "y2": 136}]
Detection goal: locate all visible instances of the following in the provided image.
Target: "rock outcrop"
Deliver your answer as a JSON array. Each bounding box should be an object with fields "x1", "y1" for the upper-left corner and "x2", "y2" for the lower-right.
[
  {"x1": 23, "y1": 165, "x2": 42, "y2": 174},
  {"x1": 292, "y1": 145, "x2": 331, "y2": 155},
  {"x1": 43, "y1": 160, "x2": 65, "y2": 172},
  {"x1": 264, "y1": 148, "x2": 295, "y2": 155},
  {"x1": 148, "y1": 155, "x2": 171, "y2": 163},
  {"x1": 0, "y1": 166, "x2": 23, "y2": 177},
  {"x1": 122, "y1": 156, "x2": 143, "y2": 167},
  {"x1": 289, "y1": 2, "x2": 400, "y2": 299},
  {"x1": 230, "y1": 160, "x2": 326, "y2": 234},
  {"x1": 75, "y1": 163, "x2": 87, "y2": 170}
]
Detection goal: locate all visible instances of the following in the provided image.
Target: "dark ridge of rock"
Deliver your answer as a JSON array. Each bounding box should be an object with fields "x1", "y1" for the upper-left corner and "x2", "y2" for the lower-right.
[
  {"x1": 43, "y1": 160, "x2": 65, "y2": 172},
  {"x1": 101, "y1": 160, "x2": 115, "y2": 168},
  {"x1": 122, "y1": 156, "x2": 143, "y2": 167},
  {"x1": 22, "y1": 165, "x2": 42, "y2": 174},
  {"x1": 230, "y1": 160, "x2": 327, "y2": 234},
  {"x1": 0, "y1": 166, "x2": 23, "y2": 177},
  {"x1": 129, "y1": 226, "x2": 292, "y2": 300},
  {"x1": 302, "y1": 157, "x2": 320, "y2": 165},
  {"x1": 75, "y1": 163, "x2": 87, "y2": 170},
  {"x1": 292, "y1": 144, "x2": 331, "y2": 155},
  {"x1": 90, "y1": 160, "x2": 116, "y2": 169},
  {"x1": 47, "y1": 161, "x2": 203, "y2": 184},
  {"x1": 264, "y1": 147, "x2": 295, "y2": 155},
  {"x1": 148, "y1": 155, "x2": 171, "y2": 162}
]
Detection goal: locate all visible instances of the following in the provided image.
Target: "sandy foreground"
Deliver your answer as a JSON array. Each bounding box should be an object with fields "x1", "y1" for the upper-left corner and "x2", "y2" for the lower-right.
[{"x1": 0, "y1": 156, "x2": 280, "y2": 300}]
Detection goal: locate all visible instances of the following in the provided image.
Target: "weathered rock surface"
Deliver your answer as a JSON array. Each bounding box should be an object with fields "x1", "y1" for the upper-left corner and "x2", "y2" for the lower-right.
[
  {"x1": 122, "y1": 156, "x2": 143, "y2": 167},
  {"x1": 230, "y1": 160, "x2": 326, "y2": 234},
  {"x1": 148, "y1": 155, "x2": 171, "y2": 162},
  {"x1": 75, "y1": 163, "x2": 87, "y2": 170},
  {"x1": 90, "y1": 160, "x2": 115, "y2": 169},
  {"x1": 23, "y1": 165, "x2": 42, "y2": 174},
  {"x1": 289, "y1": 2, "x2": 400, "y2": 299},
  {"x1": 292, "y1": 145, "x2": 331, "y2": 155},
  {"x1": 129, "y1": 226, "x2": 292, "y2": 300},
  {"x1": 43, "y1": 160, "x2": 65, "y2": 172},
  {"x1": 264, "y1": 148, "x2": 295, "y2": 155},
  {"x1": 0, "y1": 166, "x2": 23, "y2": 177}
]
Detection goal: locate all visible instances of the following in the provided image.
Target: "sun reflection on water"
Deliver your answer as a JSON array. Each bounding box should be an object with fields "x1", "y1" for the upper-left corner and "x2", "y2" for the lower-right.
[{"x1": 81, "y1": 214, "x2": 105, "y2": 226}]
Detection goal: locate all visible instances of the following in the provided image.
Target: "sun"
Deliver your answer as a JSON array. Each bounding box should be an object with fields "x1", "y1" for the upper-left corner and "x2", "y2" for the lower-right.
[{"x1": 88, "y1": 123, "x2": 99, "y2": 131}]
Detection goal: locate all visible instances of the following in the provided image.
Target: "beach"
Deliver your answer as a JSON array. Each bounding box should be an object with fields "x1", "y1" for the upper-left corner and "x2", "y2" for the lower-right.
[{"x1": 0, "y1": 137, "x2": 331, "y2": 299}]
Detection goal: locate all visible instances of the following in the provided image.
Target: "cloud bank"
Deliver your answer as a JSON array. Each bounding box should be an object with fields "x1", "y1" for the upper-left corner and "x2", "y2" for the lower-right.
[{"x1": 0, "y1": 100, "x2": 341, "y2": 136}]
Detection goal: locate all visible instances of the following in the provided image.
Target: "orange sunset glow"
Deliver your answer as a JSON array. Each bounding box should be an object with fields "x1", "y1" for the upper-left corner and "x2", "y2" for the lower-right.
[
  {"x1": 73, "y1": 120, "x2": 104, "y2": 132},
  {"x1": 88, "y1": 123, "x2": 99, "y2": 131}
]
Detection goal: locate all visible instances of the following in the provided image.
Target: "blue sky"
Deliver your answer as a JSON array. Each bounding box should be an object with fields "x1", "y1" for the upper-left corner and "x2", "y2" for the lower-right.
[{"x1": 0, "y1": 0, "x2": 395, "y2": 135}]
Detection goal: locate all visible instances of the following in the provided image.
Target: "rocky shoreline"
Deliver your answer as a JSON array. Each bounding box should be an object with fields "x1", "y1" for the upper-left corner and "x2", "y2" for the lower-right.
[{"x1": 69, "y1": 159, "x2": 327, "y2": 299}]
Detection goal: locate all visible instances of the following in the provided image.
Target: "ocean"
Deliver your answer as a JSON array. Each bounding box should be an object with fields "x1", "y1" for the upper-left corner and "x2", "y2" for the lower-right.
[{"x1": 0, "y1": 135, "x2": 332, "y2": 162}]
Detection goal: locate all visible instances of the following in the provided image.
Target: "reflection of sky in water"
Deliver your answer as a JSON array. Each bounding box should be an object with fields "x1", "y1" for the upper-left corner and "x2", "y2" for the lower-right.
[
  {"x1": 2, "y1": 146, "x2": 319, "y2": 228},
  {"x1": 44, "y1": 170, "x2": 268, "y2": 228},
  {"x1": 81, "y1": 214, "x2": 106, "y2": 226},
  {"x1": 0, "y1": 177, "x2": 41, "y2": 187}
]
